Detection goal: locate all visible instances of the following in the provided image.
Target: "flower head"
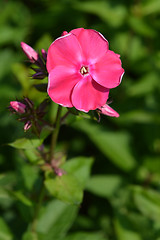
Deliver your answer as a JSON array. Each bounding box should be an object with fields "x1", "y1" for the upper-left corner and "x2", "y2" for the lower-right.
[{"x1": 47, "y1": 28, "x2": 124, "y2": 112}]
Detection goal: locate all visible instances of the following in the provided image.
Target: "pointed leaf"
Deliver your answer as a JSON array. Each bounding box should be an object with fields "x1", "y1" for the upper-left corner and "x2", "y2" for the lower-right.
[{"x1": 8, "y1": 138, "x2": 42, "y2": 149}]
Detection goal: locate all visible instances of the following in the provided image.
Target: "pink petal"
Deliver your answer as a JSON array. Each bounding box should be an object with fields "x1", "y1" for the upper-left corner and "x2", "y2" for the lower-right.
[
  {"x1": 21, "y1": 42, "x2": 38, "y2": 63},
  {"x1": 99, "y1": 104, "x2": 119, "y2": 117},
  {"x1": 71, "y1": 75, "x2": 109, "y2": 112},
  {"x1": 91, "y1": 50, "x2": 124, "y2": 89},
  {"x1": 46, "y1": 34, "x2": 83, "y2": 73},
  {"x1": 70, "y1": 28, "x2": 109, "y2": 64},
  {"x1": 47, "y1": 65, "x2": 82, "y2": 107}
]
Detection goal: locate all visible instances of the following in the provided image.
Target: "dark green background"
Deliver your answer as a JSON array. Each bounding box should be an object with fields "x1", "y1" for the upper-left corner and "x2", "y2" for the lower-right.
[{"x1": 0, "y1": 0, "x2": 160, "y2": 239}]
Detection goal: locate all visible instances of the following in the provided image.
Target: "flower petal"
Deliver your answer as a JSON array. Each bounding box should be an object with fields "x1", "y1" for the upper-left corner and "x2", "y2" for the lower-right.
[
  {"x1": 71, "y1": 75, "x2": 109, "y2": 112},
  {"x1": 47, "y1": 66, "x2": 82, "y2": 107},
  {"x1": 91, "y1": 50, "x2": 124, "y2": 89},
  {"x1": 98, "y1": 104, "x2": 119, "y2": 117},
  {"x1": 70, "y1": 28, "x2": 109, "y2": 64},
  {"x1": 46, "y1": 34, "x2": 83, "y2": 73}
]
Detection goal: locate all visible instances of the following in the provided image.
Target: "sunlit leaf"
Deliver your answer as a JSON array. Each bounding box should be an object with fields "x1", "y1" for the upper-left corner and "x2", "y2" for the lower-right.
[
  {"x1": 62, "y1": 156, "x2": 94, "y2": 188},
  {"x1": 45, "y1": 175, "x2": 83, "y2": 204},
  {"x1": 8, "y1": 138, "x2": 42, "y2": 149}
]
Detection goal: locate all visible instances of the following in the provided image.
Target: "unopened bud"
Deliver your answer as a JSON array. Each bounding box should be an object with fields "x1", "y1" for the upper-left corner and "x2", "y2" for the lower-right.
[
  {"x1": 21, "y1": 42, "x2": 39, "y2": 63},
  {"x1": 98, "y1": 104, "x2": 119, "y2": 118},
  {"x1": 24, "y1": 121, "x2": 32, "y2": 131},
  {"x1": 41, "y1": 49, "x2": 47, "y2": 62},
  {"x1": 61, "y1": 31, "x2": 69, "y2": 36},
  {"x1": 10, "y1": 101, "x2": 26, "y2": 114}
]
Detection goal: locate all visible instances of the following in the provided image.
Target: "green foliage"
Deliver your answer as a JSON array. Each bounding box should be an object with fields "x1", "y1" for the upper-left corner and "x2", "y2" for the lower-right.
[
  {"x1": 36, "y1": 200, "x2": 78, "y2": 240},
  {"x1": 0, "y1": 0, "x2": 160, "y2": 239}
]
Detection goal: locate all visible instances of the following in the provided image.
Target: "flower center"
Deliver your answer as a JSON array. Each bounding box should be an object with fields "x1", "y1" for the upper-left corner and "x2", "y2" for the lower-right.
[{"x1": 80, "y1": 66, "x2": 89, "y2": 75}]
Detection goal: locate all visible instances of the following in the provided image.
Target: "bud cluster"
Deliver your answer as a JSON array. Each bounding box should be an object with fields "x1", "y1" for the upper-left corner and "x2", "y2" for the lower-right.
[{"x1": 9, "y1": 98, "x2": 49, "y2": 135}]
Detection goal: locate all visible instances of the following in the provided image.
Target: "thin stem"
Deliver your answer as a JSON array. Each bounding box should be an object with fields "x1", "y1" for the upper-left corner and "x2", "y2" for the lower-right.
[
  {"x1": 49, "y1": 105, "x2": 62, "y2": 161},
  {"x1": 31, "y1": 182, "x2": 45, "y2": 236}
]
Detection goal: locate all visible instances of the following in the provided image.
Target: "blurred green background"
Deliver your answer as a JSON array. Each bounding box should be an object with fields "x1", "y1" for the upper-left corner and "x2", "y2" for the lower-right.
[{"x1": 0, "y1": 0, "x2": 160, "y2": 239}]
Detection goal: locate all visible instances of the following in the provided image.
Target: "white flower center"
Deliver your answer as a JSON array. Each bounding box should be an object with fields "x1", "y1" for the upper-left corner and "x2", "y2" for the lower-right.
[{"x1": 80, "y1": 66, "x2": 89, "y2": 75}]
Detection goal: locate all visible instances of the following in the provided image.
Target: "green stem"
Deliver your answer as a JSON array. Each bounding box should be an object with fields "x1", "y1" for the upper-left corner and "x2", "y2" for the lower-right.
[
  {"x1": 49, "y1": 105, "x2": 62, "y2": 161},
  {"x1": 31, "y1": 182, "x2": 45, "y2": 236}
]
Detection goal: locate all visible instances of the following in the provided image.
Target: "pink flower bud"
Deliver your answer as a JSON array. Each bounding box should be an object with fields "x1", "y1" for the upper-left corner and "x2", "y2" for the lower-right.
[
  {"x1": 10, "y1": 101, "x2": 26, "y2": 114},
  {"x1": 41, "y1": 49, "x2": 47, "y2": 62},
  {"x1": 54, "y1": 167, "x2": 65, "y2": 176},
  {"x1": 21, "y1": 42, "x2": 39, "y2": 63},
  {"x1": 61, "y1": 31, "x2": 69, "y2": 36},
  {"x1": 24, "y1": 121, "x2": 32, "y2": 131},
  {"x1": 98, "y1": 104, "x2": 119, "y2": 117}
]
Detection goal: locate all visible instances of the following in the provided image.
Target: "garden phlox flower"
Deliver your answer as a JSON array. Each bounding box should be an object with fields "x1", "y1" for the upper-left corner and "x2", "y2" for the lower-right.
[{"x1": 47, "y1": 28, "x2": 124, "y2": 113}]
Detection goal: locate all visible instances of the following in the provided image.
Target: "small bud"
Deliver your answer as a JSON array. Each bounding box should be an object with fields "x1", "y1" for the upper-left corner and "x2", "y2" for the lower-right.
[
  {"x1": 41, "y1": 49, "x2": 47, "y2": 62},
  {"x1": 54, "y1": 167, "x2": 66, "y2": 177},
  {"x1": 24, "y1": 121, "x2": 32, "y2": 131},
  {"x1": 61, "y1": 31, "x2": 69, "y2": 36},
  {"x1": 10, "y1": 101, "x2": 26, "y2": 114},
  {"x1": 21, "y1": 42, "x2": 39, "y2": 63},
  {"x1": 98, "y1": 104, "x2": 119, "y2": 118}
]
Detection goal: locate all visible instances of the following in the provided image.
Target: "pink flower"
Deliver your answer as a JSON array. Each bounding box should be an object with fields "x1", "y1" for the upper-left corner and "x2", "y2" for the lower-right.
[
  {"x1": 98, "y1": 104, "x2": 119, "y2": 117},
  {"x1": 21, "y1": 42, "x2": 39, "y2": 63},
  {"x1": 10, "y1": 101, "x2": 26, "y2": 114},
  {"x1": 47, "y1": 28, "x2": 124, "y2": 112}
]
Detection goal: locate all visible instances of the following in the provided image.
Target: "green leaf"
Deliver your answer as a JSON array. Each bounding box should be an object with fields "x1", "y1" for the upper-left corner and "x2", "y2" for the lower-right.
[
  {"x1": 74, "y1": 1, "x2": 127, "y2": 27},
  {"x1": 86, "y1": 175, "x2": 123, "y2": 199},
  {"x1": 22, "y1": 232, "x2": 37, "y2": 240},
  {"x1": 20, "y1": 165, "x2": 39, "y2": 191},
  {"x1": 127, "y1": 73, "x2": 159, "y2": 97},
  {"x1": 63, "y1": 232, "x2": 106, "y2": 240},
  {"x1": 36, "y1": 199, "x2": 78, "y2": 240},
  {"x1": 8, "y1": 138, "x2": 42, "y2": 149},
  {"x1": 129, "y1": 16, "x2": 156, "y2": 37},
  {"x1": 114, "y1": 213, "x2": 142, "y2": 240},
  {"x1": 0, "y1": 217, "x2": 13, "y2": 240},
  {"x1": 133, "y1": 186, "x2": 160, "y2": 221},
  {"x1": 11, "y1": 191, "x2": 33, "y2": 206},
  {"x1": 62, "y1": 157, "x2": 94, "y2": 188},
  {"x1": 45, "y1": 175, "x2": 83, "y2": 204},
  {"x1": 73, "y1": 121, "x2": 136, "y2": 171},
  {"x1": 12, "y1": 63, "x2": 31, "y2": 92},
  {"x1": 142, "y1": 0, "x2": 160, "y2": 16}
]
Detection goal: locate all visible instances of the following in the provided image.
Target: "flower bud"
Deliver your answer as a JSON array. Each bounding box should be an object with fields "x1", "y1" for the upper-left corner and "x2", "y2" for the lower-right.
[
  {"x1": 98, "y1": 104, "x2": 119, "y2": 117},
  {"x1": 41, "y1": 49, "x2": 47, "y2": 62},
  {"x1": 21, "y1": 42, "x2": 39, "y2": 63},
  {"x1": 61, "y1": 31, "x2": 68, "y2": 36},
  {"x1": 10, "y1": 101, "x2": 26, "y2": 114},
  {"x1": 24, "y1": 121, "x2": 32, "y2": 131}
]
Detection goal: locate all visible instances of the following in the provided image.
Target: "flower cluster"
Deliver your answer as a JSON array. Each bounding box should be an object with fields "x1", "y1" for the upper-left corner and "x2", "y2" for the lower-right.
[
  {"x1": 10, "y1": 28, "x2": 124, "y2": 123},
  {"x1": 9, "y1": 98, "x2": 48, "y2": 134}
]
